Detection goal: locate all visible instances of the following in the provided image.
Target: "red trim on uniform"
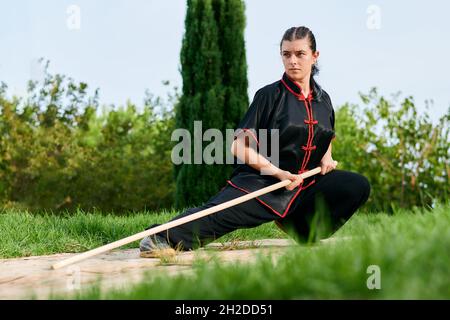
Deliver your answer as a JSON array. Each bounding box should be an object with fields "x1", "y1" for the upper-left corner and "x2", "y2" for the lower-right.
[
  {"x1": 234, "y1": 128, "x2": 260, "y2": 147},
  {"x1": 281, "y1": 78, "x2": 304, "y2": 101},
  {"x1": 287, "y1": 74, "x2": 304, "y2": 92},
  {"x1": 227, "y1": 180, "x2": 281, "y2": 216},
  {"x1": 299, "y1": 96, "x2": 316, "y2": 173},
  {"x1": 282, "y1": 73, "x2": 314, "y2": 101},
  {"x1": 281, "y1": 74, "x2": 319, "y2": 179},
  {"x1": 226, "y1": 178, "x2": 316, "y2": 218},
  {"x1": 226, "y1": 74, "x2": 321, "y2": 217},
  {"x1": 301, "y1": 145, "x2": 316, "y2": 151}
]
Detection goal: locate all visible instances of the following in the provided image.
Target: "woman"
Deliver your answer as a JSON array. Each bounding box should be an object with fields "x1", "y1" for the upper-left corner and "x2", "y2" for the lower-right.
[{"x1": 140, "y1": 26, "x2": 371, "y2": 256}]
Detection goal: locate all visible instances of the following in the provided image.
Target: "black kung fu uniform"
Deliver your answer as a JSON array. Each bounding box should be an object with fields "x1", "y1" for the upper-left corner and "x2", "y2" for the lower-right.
[
  {"x1": 151, "y1": 72, "x2": 371, "y2": 251},
  {"x1": 227, "y1": 72, "x2": 336, "y2": 218}
]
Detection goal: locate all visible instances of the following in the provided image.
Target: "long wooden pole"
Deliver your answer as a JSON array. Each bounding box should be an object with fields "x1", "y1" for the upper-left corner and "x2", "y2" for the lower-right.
[{"x1": 52, "y1": 167, "x2": 322, "y2": 270}]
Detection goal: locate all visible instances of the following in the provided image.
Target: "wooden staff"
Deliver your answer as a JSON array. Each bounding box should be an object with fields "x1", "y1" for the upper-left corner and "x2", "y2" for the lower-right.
[{"x1": 52, "y1": 167, "x2": 322, "y2": 270}]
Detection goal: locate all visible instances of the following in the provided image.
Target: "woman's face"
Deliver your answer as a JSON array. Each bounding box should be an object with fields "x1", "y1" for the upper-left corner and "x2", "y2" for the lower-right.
[{"x1": 281, "y1": 38, "x2": 319, "y2": 82}]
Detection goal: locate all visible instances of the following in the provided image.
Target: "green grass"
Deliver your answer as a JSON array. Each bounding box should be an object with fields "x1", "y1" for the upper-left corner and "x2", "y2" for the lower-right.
[
  {"x1": 2, "y1": 203, "x2": 449, "y2": 299},
  {"x1": 59, "y1": 202, "x2": 449, "y2": 299},
  {"x1": 0, "y1": 207, "x2": 284, "y2": 258}
]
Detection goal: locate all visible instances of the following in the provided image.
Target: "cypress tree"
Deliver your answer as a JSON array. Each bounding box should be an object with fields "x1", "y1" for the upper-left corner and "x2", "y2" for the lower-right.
[
  {"x1": 175, "y1": 0, "x2": 248, "y2": 208},
  {"x1": 214, "y1": 0, "x2": 249, "y2": 181}
]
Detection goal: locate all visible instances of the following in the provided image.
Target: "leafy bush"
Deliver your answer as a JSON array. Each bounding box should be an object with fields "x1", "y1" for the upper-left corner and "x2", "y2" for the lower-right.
[
  {"x1": 0, "y1": 65, "x2": 447, "y2": 214},
  {"x1": 0, "y1": 62, "x2": 177, "y2": 213},
  {"x1": 333, "y1": 88, "x2": 449, "y2": 212}
]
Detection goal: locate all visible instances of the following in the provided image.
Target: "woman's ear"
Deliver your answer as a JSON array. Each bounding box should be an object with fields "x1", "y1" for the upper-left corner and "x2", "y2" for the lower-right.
[{"x1": 313, "y1": 50, "x2": 320, "y2": 63}]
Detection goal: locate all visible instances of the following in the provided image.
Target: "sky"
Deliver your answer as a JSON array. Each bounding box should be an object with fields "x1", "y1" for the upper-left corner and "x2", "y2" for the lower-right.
[{"x1": 1, "y1": 0, "x2": 449, "y2": 122}]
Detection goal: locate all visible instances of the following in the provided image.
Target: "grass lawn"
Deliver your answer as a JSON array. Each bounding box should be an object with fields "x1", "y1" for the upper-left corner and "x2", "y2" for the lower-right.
[
  {"x1": 1, "y1": 202, "x2": 449, "y2": 299},
  {"x1": 0, "y1": 207, "x2": 284, "y2": 258}
]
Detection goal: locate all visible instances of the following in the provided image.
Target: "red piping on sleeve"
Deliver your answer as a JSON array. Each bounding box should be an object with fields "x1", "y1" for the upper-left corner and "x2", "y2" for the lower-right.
[{"x1": 234, "y1": 128, "x2": 260, "y2": 147}]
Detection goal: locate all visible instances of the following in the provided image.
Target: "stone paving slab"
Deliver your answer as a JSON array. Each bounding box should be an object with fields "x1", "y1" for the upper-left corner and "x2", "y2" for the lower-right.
[{"x1": 0, "y1": 239, "x2": 297, "y2": 299}]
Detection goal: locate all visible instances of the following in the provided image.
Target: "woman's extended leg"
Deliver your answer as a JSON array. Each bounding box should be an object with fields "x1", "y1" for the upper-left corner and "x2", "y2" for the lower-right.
[
  {"x1": 276, "y1": 170, "x2": 371, "y2": 243},
  {"x1": 147, "y1": 185, "x2": 279, "y2": 251}
]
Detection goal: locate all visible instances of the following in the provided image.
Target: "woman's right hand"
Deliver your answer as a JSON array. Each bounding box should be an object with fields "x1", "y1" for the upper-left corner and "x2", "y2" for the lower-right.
[{"x1": 273, "y1": 169, "x2": 304, "y2": 191}]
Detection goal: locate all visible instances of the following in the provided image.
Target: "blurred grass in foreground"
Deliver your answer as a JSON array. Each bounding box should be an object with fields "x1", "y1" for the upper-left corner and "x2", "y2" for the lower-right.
[{"x1": 48, "y1": 202, "x2": 450, "y2": 299}]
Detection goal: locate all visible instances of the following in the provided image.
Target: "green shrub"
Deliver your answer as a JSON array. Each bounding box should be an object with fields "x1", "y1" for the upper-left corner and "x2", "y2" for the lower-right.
[
  {"x1": 333, "y1": 88, "x2": 449, "y2": 212},
  {"x1": 0, "y1": 62, "x2": 177, "y2": 213}
]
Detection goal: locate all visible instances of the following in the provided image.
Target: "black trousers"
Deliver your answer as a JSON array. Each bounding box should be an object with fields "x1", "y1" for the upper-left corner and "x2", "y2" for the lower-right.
[{"x1": 154, "y1": 170, "x2": 371, "y2": 250}]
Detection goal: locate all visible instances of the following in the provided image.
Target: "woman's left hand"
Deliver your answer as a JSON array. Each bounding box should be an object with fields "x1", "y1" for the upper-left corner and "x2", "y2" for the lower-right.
[{"x1": 320, "y1": 156, "x2": 338, "y2": 175}]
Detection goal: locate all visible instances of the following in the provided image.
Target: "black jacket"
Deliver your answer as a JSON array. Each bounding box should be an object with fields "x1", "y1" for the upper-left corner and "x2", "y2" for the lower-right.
[{"x1": 227, "y1": 72, "x2": 336, "y2": 218}]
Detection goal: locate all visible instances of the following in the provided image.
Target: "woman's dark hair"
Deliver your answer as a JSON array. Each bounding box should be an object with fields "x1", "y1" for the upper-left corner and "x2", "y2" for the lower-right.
[{"x1": 280, "y1": 26, "x2": 323, "y2": 100}]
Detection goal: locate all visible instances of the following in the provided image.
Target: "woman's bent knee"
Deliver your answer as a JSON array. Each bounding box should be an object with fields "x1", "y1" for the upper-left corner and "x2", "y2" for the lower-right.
[{"x1": 356, "y1": 174, "x2": 371, "y2": 203}]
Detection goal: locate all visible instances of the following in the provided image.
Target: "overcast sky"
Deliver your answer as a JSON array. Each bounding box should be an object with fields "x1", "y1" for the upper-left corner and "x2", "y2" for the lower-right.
[{"x1": 1, "y1": 0, "x2": 449, "y2": 122}]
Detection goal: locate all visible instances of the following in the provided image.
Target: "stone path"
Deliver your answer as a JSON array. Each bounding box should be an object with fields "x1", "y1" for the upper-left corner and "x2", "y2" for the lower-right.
[{"x1": 0, "y1": 239, "x2": 298, "y2": 299}]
